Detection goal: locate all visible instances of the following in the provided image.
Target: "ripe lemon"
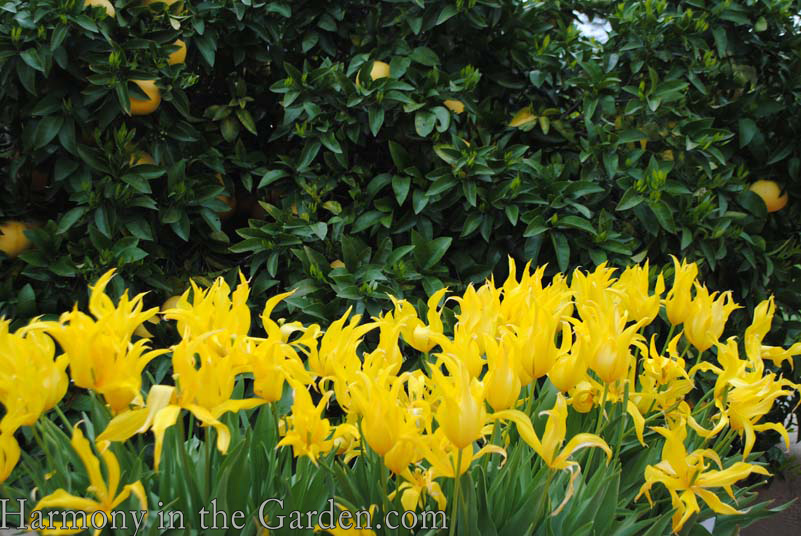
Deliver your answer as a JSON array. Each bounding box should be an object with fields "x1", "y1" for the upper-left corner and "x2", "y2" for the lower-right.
[
  {"x1": 508, "y1": 107, "x2": 537, "y2": 128},
  {"x1": 370, "y1": 61, "x2": 391, "y2": 81},
  {"x1": 129, "y1": 79, "x2": 161, "y2": 116},
  {"x1": 0, "y1": 221, "x2": 32, "y2": 258},
  {"x1": 444, "y1": 99, "x2": 464, "y2": 114},
  {"x1": 215, "y1": 173, "x2": 236, "y2": 220},
  {"x1": 749, "y1": 179, "x2": 788, "y2": 213},
  {"x1": 168, "y1": 39, "x2": 187, "y2": 65},
  {"x1": 330, "y1": 259, "x2": 346, "y2": 269},
  {"x1": 355, "y1": 60, "x2": 391, "y2": 87},
  {"x1": 85, "y1": 0, "x2": 115, "y2": 17}
]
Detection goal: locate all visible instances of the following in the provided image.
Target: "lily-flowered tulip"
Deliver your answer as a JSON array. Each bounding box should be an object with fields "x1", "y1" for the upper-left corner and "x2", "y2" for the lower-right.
[
  {"x1": 30, "y1": 425, "x2": 147, "y2": 536},
  {"x1": 430, "y1": 357, "x2": 486, "y2": 449},
  {"x1": 744, "y1": 296, "x2": 801, "y2": 368},
  {"x1": 575, "y1": 304, "x2": 647, "y2": 384},
  {"x1": 24, "y1": 270, "x2": 164, "y2": 414},
  {"x1": 637, "y1": 421, "x2": 770, "y2": 533},
  {"x1": 683, "y1": 283, "x2": 740, "y2": 353},
  {"x1": 664, "y1": 256, "x2": 698, "y2": 326},
  {"x1": 0, "y1": 320, "x2": 68, "y2": 432},
  {"x1": 163, "y1": 272, "x2": 252, "y2": 339},
  {"x1": 276, "y1": 384, "x2": 335, "y2": 465},
  {"x1": 391, "y1": 288, "x2": 449, "y2": 353},
  {"x1": 512, "y1": 393, "x2": 611, "y2": 514},
  {"x1": 482, "y1": 335, "x2": 522, "y2": 411},
  {"x1": 613, "y1": 261, "x2": 665, "y2": 326},
  {"x1": 392, "y1": 467, "x2": 447, "y2": 513}
]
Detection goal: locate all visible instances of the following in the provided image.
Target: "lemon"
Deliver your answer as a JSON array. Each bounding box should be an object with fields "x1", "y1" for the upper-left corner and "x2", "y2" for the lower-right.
[
  {"x1": 129, "y1": 79, "x2": 161, "y2": 116},
  {"x1": 749, "y1": 180, "x2": 788, "y2": 213},
  {"x1": 330, "y1": 259, "x2": 346, "y2": 269},
  {"x1": 0, "y1": 221, "x2": 32, "y2": 258},
  {"x1": 370, "y1": 61, "x2": 391, "y2": 80},
  {"x1": 168, "y1": 39, "x2": 187, "y2": 65},
  {"x1": 444, "y1": 99, "x2": 465, "y2": 114},
  {"x1": 85, "y1": 0, "x2": 115, "y2": 17}
]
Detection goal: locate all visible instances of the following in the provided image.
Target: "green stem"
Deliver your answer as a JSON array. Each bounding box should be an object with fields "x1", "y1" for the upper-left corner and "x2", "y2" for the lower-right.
[
  {"x1": 613, "y1": 382, "x2": 630, "y2": 461},
  {"x1": 449, "y1": 448, "x2": 464, "y2": 536},
  {"x1": 661, "y1": 323, "x2": 676, "y2": 355},
  {"x1": 52, "y1": 404, "x2": 72, "y2": 431},
  {"x1": 585, "y1": 382, "x2": 609, "y2": 471}
]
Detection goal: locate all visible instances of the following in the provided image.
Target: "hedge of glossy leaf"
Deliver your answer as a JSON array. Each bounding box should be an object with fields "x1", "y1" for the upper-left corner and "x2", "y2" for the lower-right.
[{"x1": 1, "y1": 0, "x2": 800, "y2": 345}]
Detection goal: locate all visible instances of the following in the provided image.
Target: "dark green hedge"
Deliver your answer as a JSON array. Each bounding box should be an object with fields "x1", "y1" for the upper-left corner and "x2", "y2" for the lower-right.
[{"x1": 1, "y1": 0, "x2": 800, "y2": 344}]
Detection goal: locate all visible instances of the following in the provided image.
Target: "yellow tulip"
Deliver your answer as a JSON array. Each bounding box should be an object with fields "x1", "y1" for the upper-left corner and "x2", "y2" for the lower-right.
[
  {"x1": 683, "y1": 283, "x2": 740, "y2": 352},
  {"x1": 163, "y1": 271, "x2": 252, "y2": 340},
  {"x1": 570, "y1": 262, "x2": 620, "y2": 318},
  {"x1": 390, "y1": 288, "x2": 449, "y2": 353},
  {"x1": 276, "y1": 384, "x2": 334, "y2": 465},
  {"x1": 23, "y1": 270, "x2": 164, "y2": 413},
  {"x1": 613, "y1": 260, "x2": 665, "y2": 325},
  {"x1": 30, "y1": 426, "x2": 147, "y2": 536},
  {"x1": 431, "y1": 357, "x2": 486, "y2": 449},
  {"x1": 744, "y1": 296, "x2": 801, "y2": 368},
  {"x1": 664, "y1": 256, "x2": 699, "y2": 326},
  {"x1": 0, "y1": 320, "x2": 68, "y2": 432},
  {"x1": 510, "y1": 393, "x2": 611, "y2": 514},
  {"x1": 569, "y1": 380, "x2": 597, "y2": 413},
  {"x1": 391, "y1": 467, "x2": 447, "y2": 513},
  {"x1": 637, "y1": 421, "x2": 770, "y2": 533},
  {"x1": 548, "y1": 350, "x2": 588, "y2": 393},
  {"x1": 575, "y1": 303, "x2": 648, "y2": 384},
  {"x1": 451, "y1": 283, "x2": 502, "y2": 355},
  {"x1": 483, "y1": 335, "x2": 522, "y2": 411}
]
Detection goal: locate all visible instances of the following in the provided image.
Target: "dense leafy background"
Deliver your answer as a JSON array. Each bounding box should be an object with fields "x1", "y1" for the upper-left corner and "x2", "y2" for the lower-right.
[{"x1": 1, "y1": 0, "x2": 800, "y2": 343}]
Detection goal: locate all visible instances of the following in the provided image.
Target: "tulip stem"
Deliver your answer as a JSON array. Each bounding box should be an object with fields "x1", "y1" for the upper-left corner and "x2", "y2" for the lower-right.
[
  {"x1": 661, "y1": 324, "x2": 676, "y2": 355},
  {"x1": 586, "y1": 383, "x2": 609, "y2": 471},
  {"x1": 53, "y1": 403, "x2": 72, "y2": 431},
  {"x1": 449, "y1": 448, "x2": 464, "y2": 536},
  {"x1": 613, "y1": 382, "x2": 630, "y2": 461}
]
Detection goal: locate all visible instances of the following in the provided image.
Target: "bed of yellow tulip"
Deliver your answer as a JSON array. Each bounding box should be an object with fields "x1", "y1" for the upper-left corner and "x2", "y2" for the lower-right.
[{"x1": 1, "y1": 256, "x2": 800, "y2": 535}]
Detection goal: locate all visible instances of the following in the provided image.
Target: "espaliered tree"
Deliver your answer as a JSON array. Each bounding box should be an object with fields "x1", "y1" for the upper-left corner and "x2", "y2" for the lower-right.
[{"x1": 1, "y1": 0, "x2": 800, "y2": 339}]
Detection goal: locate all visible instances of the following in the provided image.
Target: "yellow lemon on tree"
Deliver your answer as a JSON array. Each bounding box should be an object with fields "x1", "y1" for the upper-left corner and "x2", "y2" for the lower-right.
[
  {"x1": 215, "y1": 173, "x2": 236, "y2": 220},
  {"x1": 749, "y1": 179, "x2": 788, "y2": 213},
  {"x1": 85, "y1": 0, "x2": 115, "y2": 17},
  {"x1": 168, "y1": 39, "x2": 187, "y2": 65},
  {"x1": 370, "y1": 61, "x2": 391, "y2": 80},
  {"x1": 444, "y1": 99, "x2": 465, "y2": 114},
  {"x1": 330, "y1": 259, "x2": 346, "y2": 269},
  {"x1": 0, "y1": 221, "x2": 32, "y2": 258},
  {"x1": 129, "y1": 79, "x2": 161, "y2": 116},
  {"x1": 356, "y1": 60, "x2": 391, "y2": 87}
]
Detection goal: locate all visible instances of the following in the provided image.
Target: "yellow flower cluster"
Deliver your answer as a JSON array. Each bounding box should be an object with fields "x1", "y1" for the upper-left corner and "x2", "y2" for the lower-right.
[{"x1": 1, "y1": 256, "x2": 799, "y2": 533}]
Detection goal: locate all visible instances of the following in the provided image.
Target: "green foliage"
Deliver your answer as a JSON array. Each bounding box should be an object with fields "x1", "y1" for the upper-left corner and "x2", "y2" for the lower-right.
[{"x1": 1, "y1": 1, "x2": 800, "y2": 336}]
